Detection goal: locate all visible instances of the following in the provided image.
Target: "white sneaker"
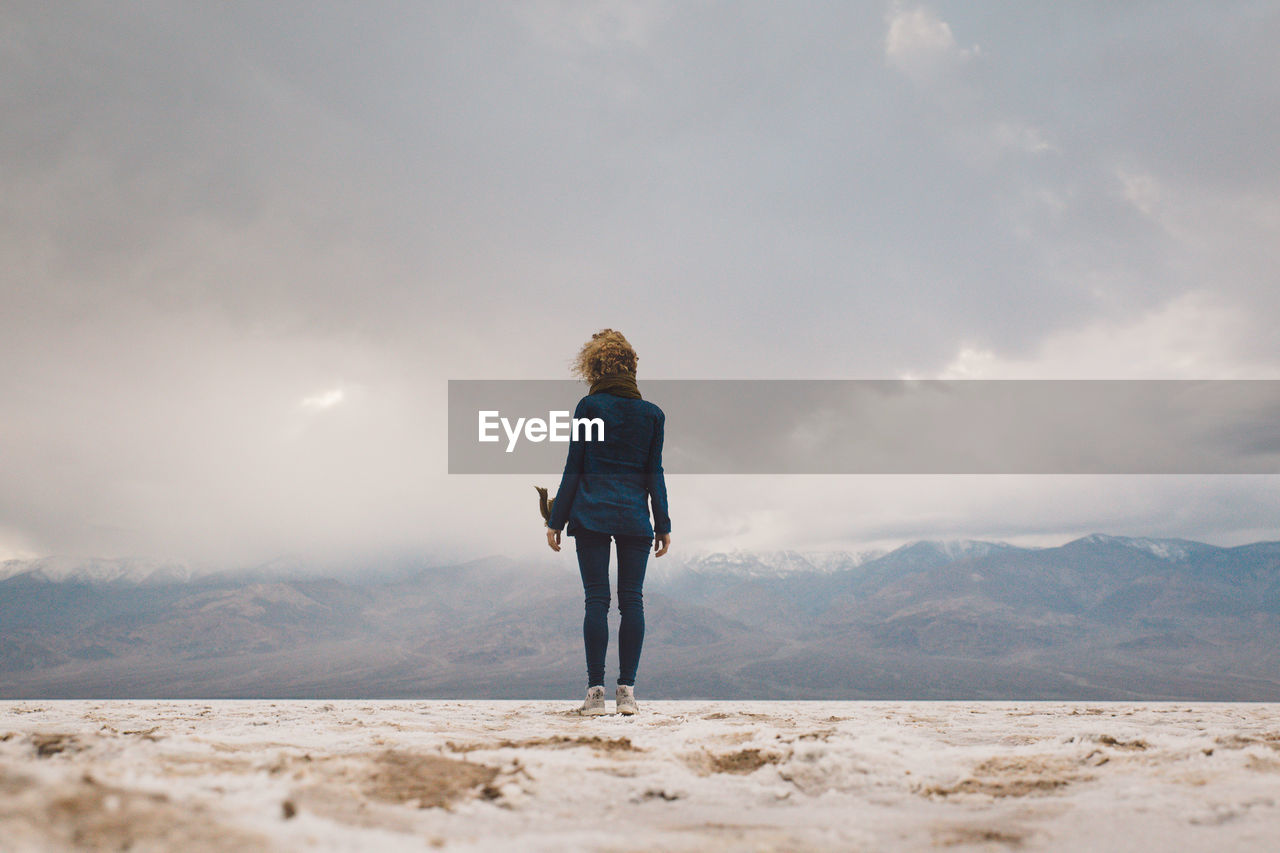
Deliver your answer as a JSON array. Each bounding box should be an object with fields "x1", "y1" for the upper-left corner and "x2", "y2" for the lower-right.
[
  {"x1": 615, "y1": 684, "x2": 638, "y2": 715},
  {"x1": 579, "y1": 685, "x2": 607, "y2": 715}
]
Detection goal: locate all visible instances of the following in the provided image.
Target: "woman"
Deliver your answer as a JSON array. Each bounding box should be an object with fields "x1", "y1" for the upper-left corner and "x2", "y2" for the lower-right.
[{"x1": 545, "y1": 329, "x2": 671, "y2": 716}]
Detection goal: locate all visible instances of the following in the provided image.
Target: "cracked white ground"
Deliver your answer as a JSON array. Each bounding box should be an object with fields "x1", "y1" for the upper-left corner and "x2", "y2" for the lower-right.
[{"x1": 2, "y1": 700, "x2": 1278, "y2": 851}]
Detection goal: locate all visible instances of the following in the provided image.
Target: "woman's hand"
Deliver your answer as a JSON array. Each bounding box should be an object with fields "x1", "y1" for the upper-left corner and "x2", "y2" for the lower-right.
[
  {"x1": 653, "y1": 533, "x2": 670, "y2": 557},
  {"x1": 546, "y1": 527, "x2": 562, "y2": 552}
]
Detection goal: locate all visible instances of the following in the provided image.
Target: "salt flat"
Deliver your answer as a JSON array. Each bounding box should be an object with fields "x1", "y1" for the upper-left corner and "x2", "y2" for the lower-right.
[{"x1": 1, "y1": 700, "x2": 1278, "y2": 851}]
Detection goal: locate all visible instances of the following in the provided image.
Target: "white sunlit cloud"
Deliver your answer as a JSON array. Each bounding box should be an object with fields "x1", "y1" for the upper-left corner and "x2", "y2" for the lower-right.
[
  {"x1": 300, "y1": 387, "x2": 346, "y2": 411},
  {"x1": 884, "y1": 5, "x2": 1056, "y2": 166},
  {"x1": 1117, "y1": 169, "x2": 1163, "y2": 221},
  {"x1": 1113, "y1": 165, "x2": 1280, "y2": 320},
  {"x1": 919, "y1": 291, "x2": 1270, "y2": 380},
  {"x1": 990, "y1": 120, "x2": 1057, "y2": 155},
  {"x1": 1117, "y1": 165, "x2": 1280, "y2": 242},
  {"x1": 884, "y1": 2, "x2": 979, "y2": 83}
]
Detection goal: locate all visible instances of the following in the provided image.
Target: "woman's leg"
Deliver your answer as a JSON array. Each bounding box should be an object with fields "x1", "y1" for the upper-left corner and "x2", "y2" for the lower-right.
[
  {"x1": 575, "y1": 530, "x2": 611, "y2": 687},
  {"x1": 614, "y1": 533, "x2": 650, "y2": 687}
]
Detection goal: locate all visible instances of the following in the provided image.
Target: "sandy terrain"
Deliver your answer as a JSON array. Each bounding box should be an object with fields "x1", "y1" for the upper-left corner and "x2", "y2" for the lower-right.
[{"x1": 1, "y1": 699, "x2": 1278, "y2": 851}]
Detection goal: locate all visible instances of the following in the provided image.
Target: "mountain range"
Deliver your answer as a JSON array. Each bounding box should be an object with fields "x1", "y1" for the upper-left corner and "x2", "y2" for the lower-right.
[{"x1": 2, "y1": 534, "x2": 1279, "y2": 700}]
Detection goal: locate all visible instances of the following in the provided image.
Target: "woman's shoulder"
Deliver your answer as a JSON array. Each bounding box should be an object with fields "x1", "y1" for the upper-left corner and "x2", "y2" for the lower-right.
[
  {"x1": 630, "y1": 398, "x2": 665, "y2": 423},
  {"x1": 639, "y1": 399, "x2": 665, "y2": 418},
  {"x1": 577, "y1": 394, "x2": 663, "y2": 419}
]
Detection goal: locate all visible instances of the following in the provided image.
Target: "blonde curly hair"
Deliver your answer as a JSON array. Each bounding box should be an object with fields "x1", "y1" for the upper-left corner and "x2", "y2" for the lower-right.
[{"x1": 570, "y1": 328, "x2": 638, "y2": 383}]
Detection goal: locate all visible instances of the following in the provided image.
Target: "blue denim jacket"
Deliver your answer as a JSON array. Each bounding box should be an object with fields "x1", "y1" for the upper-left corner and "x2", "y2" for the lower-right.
[{"x1": 546, "y1": 391, "x2": 671, "y2": 538}]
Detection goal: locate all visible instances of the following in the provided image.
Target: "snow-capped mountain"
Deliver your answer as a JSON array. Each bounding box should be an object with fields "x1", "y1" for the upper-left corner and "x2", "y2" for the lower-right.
[
  {"x1": 849, "y1": 538, "x2": 1026, "y2": 575},
  {"x1": 1067, "y1": 534, "x2": 1218, "y2": 562},
  {"x1": 673, "y1": 548, "x2": 885, "y2": 579},
  {"x1": 0, "y1": 555, "x2": 200, "y2": 585},
  {"x1": 0, "y1": 535, "x2": 1243, "y2": 588},
  {"x1": 4, "y1": 535, "x2": 1280, "y2": 700}
]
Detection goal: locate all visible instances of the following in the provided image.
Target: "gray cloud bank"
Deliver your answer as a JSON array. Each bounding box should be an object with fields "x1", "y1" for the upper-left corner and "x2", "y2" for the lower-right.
[{"x1": 2, "y1": 2, "x2": 1278, "y2": 569}]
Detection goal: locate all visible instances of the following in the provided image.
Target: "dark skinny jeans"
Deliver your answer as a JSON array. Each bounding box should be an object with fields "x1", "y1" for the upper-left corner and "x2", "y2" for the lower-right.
[{"x1": 574, "y1": 528, "x2": 650, "y2": 687}]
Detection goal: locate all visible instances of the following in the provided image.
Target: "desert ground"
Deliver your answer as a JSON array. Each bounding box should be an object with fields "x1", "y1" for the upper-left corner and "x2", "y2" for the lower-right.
[{"x1": 1, "y1": 699, "x2": 1278, "y2": 851}]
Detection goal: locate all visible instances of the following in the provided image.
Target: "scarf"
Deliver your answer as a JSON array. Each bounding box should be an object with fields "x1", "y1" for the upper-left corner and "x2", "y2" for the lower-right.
[{"x1": 589, "y1": 371, "x2": 642, "y2": 399}]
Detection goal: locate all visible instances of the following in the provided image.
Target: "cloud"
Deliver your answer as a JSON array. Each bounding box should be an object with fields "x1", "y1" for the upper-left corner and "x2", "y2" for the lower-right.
[
  {"x1": 1117, "y1": 166, "x2": 1280, "y2": 248},
  {"x1": 668, "y1": 472, "x2": 1280, "y2": 556},
  {"x1": 927, "y1": 290, "x2": 1272, "y2": 380},
  {"x1": 301, "y1": 388, "x2": 346, "y2": 411},
  {"x1": 990, "y1": 120, "x2": 1056, "y2": 155},
  {"x1": 0, "y1": 525, "x2": 41, "y2": 563},
  {"x1": 515, "y1": 0, "x2": 671, "y2": 51},
  {"x1": 882, "y1": 5, "x2": 1054, "y2": 168},
  {"x1": 1110, "y1": 166, "x2": 1280, "y2": 343},
  {"x1": 884, "y1": 3, "x2": 979, "y2": 83},
  {"x1": 1118, "y1": 170, "x2": 1163, "y2": 220},
  {"x1": 1, "y1": 3, "x2": 1277, "y2": 567}
]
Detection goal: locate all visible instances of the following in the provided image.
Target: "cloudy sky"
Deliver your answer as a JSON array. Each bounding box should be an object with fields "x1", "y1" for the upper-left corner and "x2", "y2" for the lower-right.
[{"x1": 3, "y1": 1, "x2": 1278, "y2": 572}]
